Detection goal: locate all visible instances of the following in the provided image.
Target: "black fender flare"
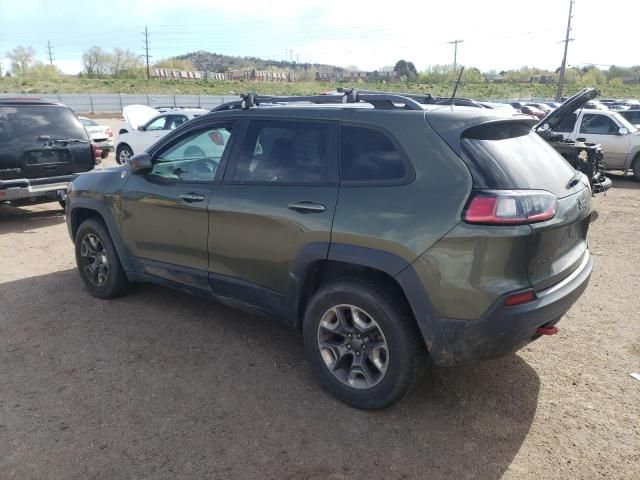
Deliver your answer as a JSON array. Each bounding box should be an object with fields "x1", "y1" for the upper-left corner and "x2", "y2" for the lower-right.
[
  {"x1": 285, "y1": 242, "x2": 454, "y2": 365},
  {"x1": 68, "y1": 197, "x2": 133, "y2": 273}
]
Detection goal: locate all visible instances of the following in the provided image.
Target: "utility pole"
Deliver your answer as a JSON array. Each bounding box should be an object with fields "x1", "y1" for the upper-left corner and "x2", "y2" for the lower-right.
[
  {"x1": 556, "y1": 0, "x2": 574, "y2": 101},
  {"x1": 46, "y1": 41, "x2": 54, "y2": 65},
  {"x1": 448, "y1": 39, "x2": 464, "y2": 80},
  {"x1": 143, "y1": 26, "x2": 151, "y2": 80}
]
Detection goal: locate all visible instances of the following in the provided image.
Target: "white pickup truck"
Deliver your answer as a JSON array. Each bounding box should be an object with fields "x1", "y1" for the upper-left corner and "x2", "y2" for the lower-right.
[{"x1": 546, "y1": 103, "x2": 640, "y2": 181}]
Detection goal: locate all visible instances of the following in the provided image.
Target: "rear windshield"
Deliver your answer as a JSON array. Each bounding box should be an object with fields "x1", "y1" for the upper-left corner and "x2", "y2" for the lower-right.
[
  {"x1": 0, "y1": 105, "x2": 88, "y2": 142},
  {"x1": 460, "y1": 122, "x2": 577, "y2": 196}
]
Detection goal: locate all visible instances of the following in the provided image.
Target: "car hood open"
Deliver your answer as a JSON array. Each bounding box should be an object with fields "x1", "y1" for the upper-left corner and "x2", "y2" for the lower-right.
[
  {"x1": 534, "y1": 88, "x2": 599, "y2": 132},
  {"x1": 122, "y1": 104, "x2": 159, "y2": 130}
]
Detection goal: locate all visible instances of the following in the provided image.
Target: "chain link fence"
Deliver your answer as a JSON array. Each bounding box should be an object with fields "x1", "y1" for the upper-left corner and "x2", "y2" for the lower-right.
[
  {"x1": 0, "y1": 92, "x2": 554, "y2": 114},
  {"x1": 0, "y1": 93, "x2": 241, "y2": 113}
]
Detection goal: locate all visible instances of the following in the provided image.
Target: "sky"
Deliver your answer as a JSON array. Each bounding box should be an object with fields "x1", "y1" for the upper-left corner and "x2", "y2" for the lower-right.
[{"x1": 0, "y1": 0, "x2": 638, "y2": 75}]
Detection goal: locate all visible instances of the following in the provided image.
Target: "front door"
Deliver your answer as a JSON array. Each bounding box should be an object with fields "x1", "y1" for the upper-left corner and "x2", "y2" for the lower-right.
[
  {"x1": 577, "y1": 113, "x2": 630, "y2": 168},
  {"x1": 119, "y1": 120, "x2": 237, "y2": 290},
  {"x1": 208, "y1": 118, "x2": 339, "y2": 305}
]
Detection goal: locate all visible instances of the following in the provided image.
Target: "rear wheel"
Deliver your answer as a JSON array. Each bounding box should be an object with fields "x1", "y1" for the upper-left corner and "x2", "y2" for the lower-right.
[
  {"x1": 75, "y1": 218, "x2": 130, "y2": 299},
  {"x1": 303, "y1": 279, "x2": 428, "y2": 409},
  {"x1": 116, "y1": 144, "x2": 133, "y2": 164},
  {"x1": 632, "y1": 154, "x2": 640, "y2": 182}
]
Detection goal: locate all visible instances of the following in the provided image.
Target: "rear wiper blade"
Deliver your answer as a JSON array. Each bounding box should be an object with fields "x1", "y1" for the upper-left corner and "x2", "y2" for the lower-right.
[{"x1": 52, "y1": 138, "x2": 89, "y2": 144}]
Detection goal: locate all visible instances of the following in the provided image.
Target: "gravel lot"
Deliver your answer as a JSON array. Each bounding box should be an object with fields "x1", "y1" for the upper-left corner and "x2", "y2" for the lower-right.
[{"x1": 1, "y1": 124, "x2": 639, "y2": 479}]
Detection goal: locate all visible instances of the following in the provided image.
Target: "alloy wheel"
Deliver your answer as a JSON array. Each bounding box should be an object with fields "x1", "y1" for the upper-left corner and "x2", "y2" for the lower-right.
[
  {"x1": 79, "y1": 233, "x2": 109, "y2": 287},
  {"x1": 317, "y1": 304, "x2": 389, "y2": 389}
]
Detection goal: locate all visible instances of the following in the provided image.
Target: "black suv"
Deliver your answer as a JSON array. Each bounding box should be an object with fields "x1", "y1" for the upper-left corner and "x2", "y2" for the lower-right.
[
  {"x1": 0, "y1": 98, "x2": 96, "y2": 207},
  {"x1": 66, "y1": 91, "x2": 593, "y2": 409}
]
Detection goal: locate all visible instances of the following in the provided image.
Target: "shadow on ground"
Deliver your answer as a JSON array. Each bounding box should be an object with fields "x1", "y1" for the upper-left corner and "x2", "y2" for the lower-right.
[
  {"x1": 0, "y1": 203, "x2": 65, "y2": 234},
  {"x1": 0, "y1": 269, "x2": 540, "y2": 480},
  {"x1": 606, "y1": 172, "x2": 640, "y2": 190}
]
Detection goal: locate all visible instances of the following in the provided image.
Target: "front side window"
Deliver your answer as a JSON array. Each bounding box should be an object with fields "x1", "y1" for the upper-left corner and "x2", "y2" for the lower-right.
[
  {"x1": 233, "y1": 120, "x2": 333, "y2": 184},
  {"x1": 145, "y1": 116, "x2": 169, "y2": 131},
  {"x1": 340, "y1": 125, "x2": 408, "y2": 182},
  {"x1": 580, "y1": 114, "x2": 619, "y2": 135},
  {"x1": 149, "y1": 123, "x2": 234, "y2": 182}
]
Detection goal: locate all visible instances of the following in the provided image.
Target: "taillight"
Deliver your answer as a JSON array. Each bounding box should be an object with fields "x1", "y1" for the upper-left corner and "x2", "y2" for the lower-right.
[
  {"x1": 92, "y1": 143, "x2": 101, "y2": 162},
  {"x1": 464, "y1": 190, "x2": 557, "y2": 225},
  {"x1": 106, "y1": 128, "x2": 113, "y2": 138}
]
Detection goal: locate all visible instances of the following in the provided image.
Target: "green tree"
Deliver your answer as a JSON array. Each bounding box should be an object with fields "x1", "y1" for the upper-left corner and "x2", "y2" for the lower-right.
[
  {"x1": 108, "y1": 48, "x2": 142, "y2": 78},
  {"x1": 6, "y1": 45, "x2": 36, "y2": 76},
  {"x1": 29, "y1": 62, "x2": 63, "y2": 80},
  {"x1": 82, "y1": 46, "x2": 111, "y2": 77},
  {"x1": 394, "y1": 59, "x2": 417, "y2": 81}
]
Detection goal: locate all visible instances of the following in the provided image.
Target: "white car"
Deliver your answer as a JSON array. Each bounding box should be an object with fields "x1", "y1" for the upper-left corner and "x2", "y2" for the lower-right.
[
  {"x1": 115, "y1": 105, "x2": 207, "y2": 164},
  {"x1": 545, "y1": 102, "x2": 640, "y2": 180},
  {"x1": 79, "y1": 117, "x2": 114, "y2": 153}
]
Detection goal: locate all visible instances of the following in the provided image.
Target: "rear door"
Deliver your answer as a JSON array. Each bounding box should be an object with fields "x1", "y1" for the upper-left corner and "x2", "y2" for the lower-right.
[
  {"x1": 576, "y1": 113, "x2": 629, "y2": 168},
  {"x1": 0, "y1": 105, "x2": 93, "y2": 180},
  {"x1": 208, "y1": 117, "x2": 339, "y2": 302}
]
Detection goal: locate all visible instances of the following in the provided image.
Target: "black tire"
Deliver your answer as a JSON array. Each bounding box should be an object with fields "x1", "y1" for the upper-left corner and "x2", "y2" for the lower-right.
[
  {"x1": 303, "y1": 278, "x2": 428, "y2": 409},
  {"x1": 632, "y1": 154, "x2": 640, "y2": 182},
  {"x1": 75, "y1": 218, "x2": 131, "y2": 299},
  {"x1": 116, "y1": 144, "x2": 133, "y2": 165}
]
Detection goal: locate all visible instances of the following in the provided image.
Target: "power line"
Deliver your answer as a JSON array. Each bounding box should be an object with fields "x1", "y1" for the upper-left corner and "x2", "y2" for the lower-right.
[
  {"x1": 142, "y1": 26, "x2": 151, "y2": 80},
  {"x1": 556, "y1": 0, "x2": 574, "y2": 101},
  {"x1": 448, "y1": 39, "x2": 464, "y2": 79},
  {"x1": 46, "y1": 40, "x2": 54, "y2": 65}
]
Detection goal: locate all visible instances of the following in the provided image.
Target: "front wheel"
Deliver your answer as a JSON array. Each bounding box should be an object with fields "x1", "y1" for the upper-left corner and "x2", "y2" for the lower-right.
[
  {"x1": 116, "y1": 144, "x2": 133, "y2": 165},
  {"x1": 632, "y1": 154, "x2": 640, "y2": 182},
  {"x1": 303, "y1": 279, "x2": 428, "y2": 409},
  {"x1": 75, "y1": 218, "x2": 131, "y2": 299}
]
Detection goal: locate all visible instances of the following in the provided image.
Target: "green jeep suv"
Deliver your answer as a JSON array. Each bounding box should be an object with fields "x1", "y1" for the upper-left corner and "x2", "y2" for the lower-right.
[{"x1": 66, "y1": 91, "x2": 593, "y2": 409}]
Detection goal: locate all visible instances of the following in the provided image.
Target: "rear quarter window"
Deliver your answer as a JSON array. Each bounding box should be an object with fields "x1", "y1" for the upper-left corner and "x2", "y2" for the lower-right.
[
  {"x1": 340, "y1": 125, "x2": 411, "y2": 183},
  {"x1": 0, "y1": 105, "x2": 88, "y2": 142}
]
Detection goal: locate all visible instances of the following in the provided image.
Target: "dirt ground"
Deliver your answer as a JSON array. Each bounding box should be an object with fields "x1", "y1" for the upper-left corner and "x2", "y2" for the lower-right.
[{"x1": 1, "y1": 140, "x2": 639, "y2": 478}]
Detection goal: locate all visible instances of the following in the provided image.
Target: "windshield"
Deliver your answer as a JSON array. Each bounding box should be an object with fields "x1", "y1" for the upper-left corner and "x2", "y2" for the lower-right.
[
  {"x1": 611, "y1": 112, "x2": 639, "y2": 133},
  {"x1": 0, "y1": 105, "x2": 88, "y2": 142}
]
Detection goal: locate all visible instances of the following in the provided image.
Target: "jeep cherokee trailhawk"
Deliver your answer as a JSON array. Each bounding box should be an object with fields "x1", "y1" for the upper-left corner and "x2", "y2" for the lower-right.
[{"x1": 66, "y1": 91, "x2": 593, "y2": 409}]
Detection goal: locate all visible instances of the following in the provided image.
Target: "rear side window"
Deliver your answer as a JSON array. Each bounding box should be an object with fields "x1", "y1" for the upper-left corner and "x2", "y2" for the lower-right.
[
  {"x1": 340, "y1": 125, "x2": 409, "y2": 183},
  {"x1": 233, "y1": 120, "x2": 335, "y2": 184},
  {"x1": 0, "y1": 105, "x2": 88, "y2": 142},
  {"x1": 460, "y1": 122, "x2": 577, "y2": 197}
]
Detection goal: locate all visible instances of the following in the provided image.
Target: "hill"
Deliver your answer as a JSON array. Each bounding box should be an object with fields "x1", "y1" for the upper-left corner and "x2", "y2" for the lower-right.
[{"x1": 175, "y1": 50, "x2": 344, "y2": 74}]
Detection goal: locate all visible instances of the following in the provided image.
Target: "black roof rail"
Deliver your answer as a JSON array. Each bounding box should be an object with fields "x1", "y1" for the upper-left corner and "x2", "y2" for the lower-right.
[
  {"x1": 210, "y1": 90, "x2": 426, "y2": 112},
  {"x1": 337, "y1": 87, "x2": 436, "y2": 104}
]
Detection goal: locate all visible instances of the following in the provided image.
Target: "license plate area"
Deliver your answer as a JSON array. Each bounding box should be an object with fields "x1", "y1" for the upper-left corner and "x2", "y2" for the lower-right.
[{"x1": 24, "y1": 149, "x2": 71, "y2": 165}]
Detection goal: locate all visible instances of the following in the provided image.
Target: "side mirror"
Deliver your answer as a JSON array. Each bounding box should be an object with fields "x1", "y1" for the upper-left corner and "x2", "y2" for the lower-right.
[
  {"x1": 138, "y1": 125, "x2": 146, "y2": 132},
  {"x1": 129, "y1": 153, "x2": 152, "y2": 174},
  {"x1": 618, "y1": 127, "x2": 629, "y2": 135}
]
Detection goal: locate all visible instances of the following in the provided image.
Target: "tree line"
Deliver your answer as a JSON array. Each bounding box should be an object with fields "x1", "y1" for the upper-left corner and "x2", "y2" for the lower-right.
[{"x1": 2, "y1": 45, "x2": 639, "y2": 87}]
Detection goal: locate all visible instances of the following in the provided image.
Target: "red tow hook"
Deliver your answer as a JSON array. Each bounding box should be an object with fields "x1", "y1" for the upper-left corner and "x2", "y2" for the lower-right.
[{"x1": 537, "y1": 325, "x2": 559, "y2": 336}]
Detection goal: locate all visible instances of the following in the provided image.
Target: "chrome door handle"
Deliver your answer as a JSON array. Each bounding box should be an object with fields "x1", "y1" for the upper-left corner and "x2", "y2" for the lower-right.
[
  {"x1": 179, "y1": 193, "x2": 206, "y2": 203},
  {"x1": 288, "y1": 201, "x2": 326, "y2": 213}
]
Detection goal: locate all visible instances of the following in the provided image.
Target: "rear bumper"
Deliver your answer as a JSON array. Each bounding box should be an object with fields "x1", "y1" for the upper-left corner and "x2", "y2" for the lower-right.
[
  {"x1": 94, "y1": 140, "x2": 114, "y2": 151},
  {"x1": 0, "y1": 176, "x2": 74, "y2": 202},
  {"x1": 431, "y1": 251, "x2": 593, "y2": 366}
]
